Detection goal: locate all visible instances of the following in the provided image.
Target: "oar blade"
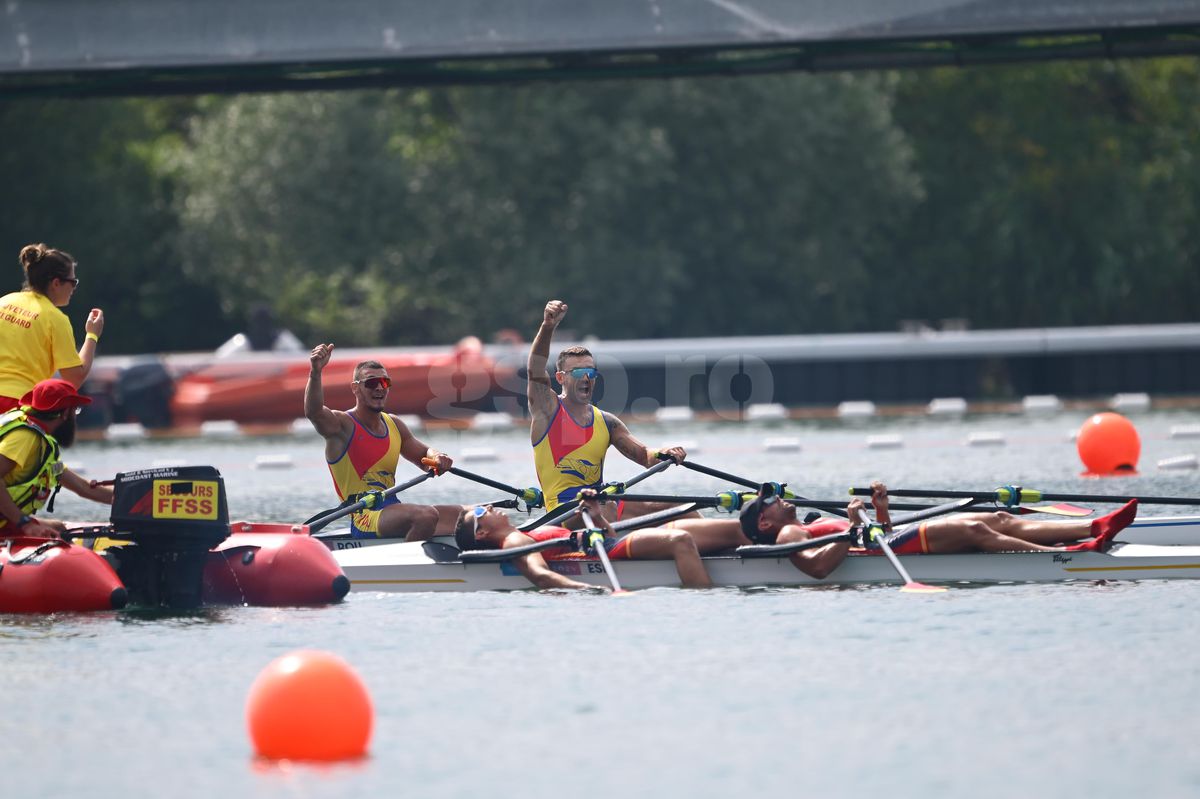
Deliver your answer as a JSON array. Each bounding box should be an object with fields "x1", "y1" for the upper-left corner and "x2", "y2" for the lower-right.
[
  {"x1": 1033, "y1": 503, "x2": 1093, "y2": 517},
  {"x1": 901, "y1": 581, "x2": 947, "y2": 594}
]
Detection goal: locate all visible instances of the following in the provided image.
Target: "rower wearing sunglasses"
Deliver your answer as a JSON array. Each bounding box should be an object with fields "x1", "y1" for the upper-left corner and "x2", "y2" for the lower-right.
[
  {"x1": 453, "y1": 488, "x2": 711, "y2": 589},
  {"x1": 654, "y1": 481, "x2": 1134, "y2": 578},
  {"x1": 527, "y1": 299, "x2": 692, "y2": 524},
  {"x1": 305, "y1": 343, "x2": 458, "y2": 540}
]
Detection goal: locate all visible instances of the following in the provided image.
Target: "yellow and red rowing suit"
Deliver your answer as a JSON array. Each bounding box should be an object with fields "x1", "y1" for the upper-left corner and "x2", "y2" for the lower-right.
[
  {"x1": 327, "y1": 412, "x2": 403, "y2": 537},
  {"x1": 533, "y1": 400, "x2": 611, "y2": 510}
]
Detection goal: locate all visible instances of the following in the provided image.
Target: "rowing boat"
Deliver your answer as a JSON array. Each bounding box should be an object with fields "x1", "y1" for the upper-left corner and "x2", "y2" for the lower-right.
[
  {"x1": 332, "y1": 534, "x2": 1200, "y2": 593},
  {"x1": 319, "y1": 513, "x2": 1200, "y2": 552}
]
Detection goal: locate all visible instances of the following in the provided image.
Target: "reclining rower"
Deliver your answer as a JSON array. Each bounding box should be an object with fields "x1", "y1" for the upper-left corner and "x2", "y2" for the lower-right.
[
  {"x1": 640, "y1": 481, "x2": 1137, "y2": 579},
  {"x1": 454, "y1": 488, "x2": 712, "y2": 590}
]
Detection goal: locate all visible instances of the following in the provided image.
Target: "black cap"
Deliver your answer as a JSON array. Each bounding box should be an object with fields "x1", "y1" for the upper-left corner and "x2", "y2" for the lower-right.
[{"x1": 738, "y1": 497, "x2": 767, "y2": 543}]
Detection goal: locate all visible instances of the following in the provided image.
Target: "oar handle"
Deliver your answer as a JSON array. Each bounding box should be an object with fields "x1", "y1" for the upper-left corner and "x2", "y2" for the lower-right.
[
  {"x1": 307, "y1": 471, "x2": 434, "y2": 533},
  {"x1": 681, "y1": 460, "x2": 758, "y2": 489},
  {"x1": 449, "y1": 467, "x2": 544, "y2": 507},
  {"x1": 683, "y1": 460, "x2": 808, "y2": 505}
]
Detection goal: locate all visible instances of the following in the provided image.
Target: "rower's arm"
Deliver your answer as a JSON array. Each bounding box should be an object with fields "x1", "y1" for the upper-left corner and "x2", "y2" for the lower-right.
[
  {"x1": 779, "y1": 522, "x2": 851, "y2": 580},
  {"x1": 397, "y1": 420, "x2": 452, "y2": 474},
  {"x1": 504, "y1": 532, "x2": 593, "y2": 590},
  {"x1": 870, "y1": 481, "x2": 892, "y2": 529},
  {"x1": 527, "y1": 300, "x2": 566, "y2": 437},
  {"x1": 303, "y1": 343, "x2": 345, "y2": 438},
  {"x1": 605, "y1": 413, "x2": 655, "y2": 467},
  {"x1": 59, "y1": 468, "x2": 114, "y2": 504}
]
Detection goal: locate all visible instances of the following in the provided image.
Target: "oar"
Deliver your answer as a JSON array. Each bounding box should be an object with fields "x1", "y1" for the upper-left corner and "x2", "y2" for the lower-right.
[
  {"x1": 448, "y1": 467, "x2": 544, "y2": 509},
  {"x1": 306, "y1": 471, "x2": 435, "y2": 533},
  {"x1": 849, "y1": 486, "x2": 1200, "y2": 507},
  {"x1": 681, "y1": 461, "x2": 849, "y2": 518},
  {"x1": 851, "y1": 505, "x2": 945, "y2": 594},
  {"x1": 580, "y1": 508, "x2": 627, "y2": 594},
  {"x1": 518, "y1": 457, "x2": 676, "y2": 531}
]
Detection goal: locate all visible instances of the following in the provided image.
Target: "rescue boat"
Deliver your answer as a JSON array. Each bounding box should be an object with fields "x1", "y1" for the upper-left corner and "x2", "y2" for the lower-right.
[{"x1": 0, "y1": 536, "x2": 127, "y2": 613}]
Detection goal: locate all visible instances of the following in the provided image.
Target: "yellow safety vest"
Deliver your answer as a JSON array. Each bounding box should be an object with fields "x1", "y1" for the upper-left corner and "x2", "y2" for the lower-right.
[{"x1": 0, "y1": 408, "x2": 63, "y2": 521}]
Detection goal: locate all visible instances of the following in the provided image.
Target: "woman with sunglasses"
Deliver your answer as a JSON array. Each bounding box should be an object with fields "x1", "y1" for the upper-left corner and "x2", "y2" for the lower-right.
[{"x1": 0, "y1": 243, "x2": 105, "y2": 413}]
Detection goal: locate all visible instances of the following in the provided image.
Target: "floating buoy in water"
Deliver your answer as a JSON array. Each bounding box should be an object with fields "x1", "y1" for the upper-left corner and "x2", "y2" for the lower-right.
[
  {"x1": 246, "y1": 650, "x2": 373, "y2": 761},
  {"x1": 1077, "y1": 412, "x2": 1140, "y2": 476}
]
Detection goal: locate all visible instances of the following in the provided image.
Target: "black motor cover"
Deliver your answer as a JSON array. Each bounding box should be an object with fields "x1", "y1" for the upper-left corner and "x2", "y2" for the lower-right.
[{"x1": 108, "y1": 466, "x2": 231, "y2": 608}]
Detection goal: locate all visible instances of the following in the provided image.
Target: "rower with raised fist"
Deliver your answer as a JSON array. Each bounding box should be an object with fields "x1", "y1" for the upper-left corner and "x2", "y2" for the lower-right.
[
  {"x1": 526, "y1": 299, "x2": 692, "y2": 524},
  {"x1": 304, "y1": 342, "x2": 460, "y2": 540}
]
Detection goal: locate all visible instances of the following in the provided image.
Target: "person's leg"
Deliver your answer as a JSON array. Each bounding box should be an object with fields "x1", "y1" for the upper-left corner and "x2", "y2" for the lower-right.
[
  {"x1": 983, "y1": 511, "x2": 1092, "y2": 545},
  {"x1": 922, "y1": 517, "x2": 1062, "y2": 553},
  {"x1": 616, "y1": 528, "x2": 712, "y2": 588},
  {"x1": 664, "y1": 518, "x2": 746, "y2": 554},
  {"x1": 376, "y1": 503, "x2": 440, "y2": 541},
  {"x1": 972, "y1": 503, "x2": 1138, "y2": 546}
]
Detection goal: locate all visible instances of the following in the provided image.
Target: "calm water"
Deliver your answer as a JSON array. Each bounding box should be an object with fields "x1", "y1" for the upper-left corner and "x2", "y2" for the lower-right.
[{"x1": 6, "y1": 410, "x2": 1200, "y2": 798}]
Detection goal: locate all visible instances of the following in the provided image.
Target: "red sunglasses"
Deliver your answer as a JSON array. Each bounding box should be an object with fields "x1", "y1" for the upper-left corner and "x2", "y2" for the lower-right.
[{"x1": 354, "y1": 376, "x2": 392, "y2": 390}]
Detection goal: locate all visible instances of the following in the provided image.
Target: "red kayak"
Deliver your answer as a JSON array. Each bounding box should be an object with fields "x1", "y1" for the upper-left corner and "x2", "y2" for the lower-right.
[
  {"x1": 203, "y1": 522, "x2": 350, "y2": 606},
  {"x1": 0, "y1": 537, "x2": 127, "y2": 613}
]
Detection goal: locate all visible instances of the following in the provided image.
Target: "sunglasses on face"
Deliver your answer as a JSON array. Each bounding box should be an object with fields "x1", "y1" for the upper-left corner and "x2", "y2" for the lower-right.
[
  {"x1": 758, "y1": 494, "x2": 780, "y2": 518},
  {"x1": 565, "y1": 367, "x2": 599, "y2": 380},
  {"x1": 59, "y1": 277, "x2": 79, "y2": 287},
  {"x1": 471, "y1": 505, "x2": 487, "y2": 535},
  {"x1": 354, "y1": 376, "x2": 392, "y2": 390}
]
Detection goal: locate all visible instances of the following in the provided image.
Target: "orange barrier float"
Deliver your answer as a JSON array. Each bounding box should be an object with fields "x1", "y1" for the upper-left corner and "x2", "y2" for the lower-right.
[{"x1": 0, "y1": 537, "x2": 127, "y2": 613}]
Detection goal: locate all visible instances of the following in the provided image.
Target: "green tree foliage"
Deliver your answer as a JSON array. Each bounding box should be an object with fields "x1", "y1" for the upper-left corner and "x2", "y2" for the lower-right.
[
  {"x1": 172, "y1": 74, "x2": 922, "y2": 345},
  {"x1": 0, "y1": 97, "x2": 229, "y2": 353},
  {"x1": 892, "y1": 59, "x2": 1200, "y2": 327},
  {"x1": 4, "y1": 59, "x2": 1200, "y2": 353}
]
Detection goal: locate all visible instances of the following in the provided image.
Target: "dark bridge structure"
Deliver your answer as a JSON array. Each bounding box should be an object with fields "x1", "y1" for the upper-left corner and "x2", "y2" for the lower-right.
[{"x1": 3, "y1": 1, "x2": 1200, "y2": 96}]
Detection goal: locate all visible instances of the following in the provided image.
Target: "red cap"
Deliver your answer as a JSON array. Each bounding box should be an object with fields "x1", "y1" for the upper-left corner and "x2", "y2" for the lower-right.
[{"x1": 20, "y1": 379, "x2": 93, "y2": 413}]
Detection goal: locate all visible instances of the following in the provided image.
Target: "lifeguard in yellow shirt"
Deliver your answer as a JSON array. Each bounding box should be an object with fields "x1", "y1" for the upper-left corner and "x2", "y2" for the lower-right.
[
  {"x1": 528, "y1": 299, "x2": 689, "y2": 520},
  {"x1": 0, "y1": 243, "x2": 105, "y2": 413}
]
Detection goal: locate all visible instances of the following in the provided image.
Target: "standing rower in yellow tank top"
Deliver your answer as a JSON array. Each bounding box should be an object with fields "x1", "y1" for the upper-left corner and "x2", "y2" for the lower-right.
[
  {"x1": 528, "y1": 299, "x2": 694, "y2": 523},
  {"x1": 0, "y1": 244, "x2": 105, "y2": 413},
  {"x1": 304, "y1": 343, "x2": 460, "y2": 540}
]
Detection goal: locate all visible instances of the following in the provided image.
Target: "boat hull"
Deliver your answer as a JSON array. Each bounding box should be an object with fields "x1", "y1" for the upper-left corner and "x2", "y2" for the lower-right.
[
  {"x1": 204, "y1": 523, "x2": 350, "y2": 606},
  {"x1": 1, "y1": 538, "x2": 127, "y2": 613},
  {"x1": 333, "y1": 537, "x2": 1200, "y2": 593}
]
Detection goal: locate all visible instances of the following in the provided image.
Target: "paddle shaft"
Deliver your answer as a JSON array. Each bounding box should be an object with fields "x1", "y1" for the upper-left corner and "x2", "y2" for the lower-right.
[
  {"x1": 610, "y1": 492, "x2": 998, "y2": 515},
  {"x1": 449, "y1": 468, "x2": 541, "y2": 505},
  {"x1": 850, "y1": 487, "x2": 1200, "y2": 506},
  {"x1": 580, "y1": 509, "x2": 623, "y2": 592},
  {"x1": 307, "y1": 471, "x2": 434, "y2": 533}
]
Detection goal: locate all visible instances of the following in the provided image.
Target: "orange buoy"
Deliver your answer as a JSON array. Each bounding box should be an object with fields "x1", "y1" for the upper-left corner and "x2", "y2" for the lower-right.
[
  {"x1": 246, "y1": 650, "x2": 373, "y2": 761},
  {"x1": 1077, "y1": 412, "x2": 1140, "y2": 476}
]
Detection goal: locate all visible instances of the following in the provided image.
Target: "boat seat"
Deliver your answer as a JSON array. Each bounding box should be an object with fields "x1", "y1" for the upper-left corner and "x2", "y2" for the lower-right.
[{"x1": 422, "y1": 540, "x2": 461, "y2": 563}]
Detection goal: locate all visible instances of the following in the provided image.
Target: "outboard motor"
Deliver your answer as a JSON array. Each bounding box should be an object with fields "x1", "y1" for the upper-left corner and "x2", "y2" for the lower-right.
[{"x1": 108, "y1": 466, "x2": 231, "y2": 609}]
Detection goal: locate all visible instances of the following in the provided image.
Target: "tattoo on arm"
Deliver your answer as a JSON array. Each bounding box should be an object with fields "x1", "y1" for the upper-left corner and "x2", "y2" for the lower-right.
[{"x1": 606, "y1": 413, "x2": 650, "y2": 465}]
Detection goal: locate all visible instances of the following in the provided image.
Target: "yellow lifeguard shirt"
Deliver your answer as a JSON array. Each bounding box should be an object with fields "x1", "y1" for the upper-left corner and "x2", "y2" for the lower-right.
[
  {"x1": 533, "y1": 401, "x2": 611, "y2": 509},
  {"x1": 0, "y1": 291, "x2": 81, "y2": 400}
]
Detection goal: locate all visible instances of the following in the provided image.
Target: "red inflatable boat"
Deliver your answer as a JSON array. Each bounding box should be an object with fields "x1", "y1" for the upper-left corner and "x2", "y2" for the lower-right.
[
  {"x1": 0, "y1": 537, "x2": 127, "y2": 613},
  {"x1": 204, "y1": 522, "x2": 350, "y2": 606}
]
